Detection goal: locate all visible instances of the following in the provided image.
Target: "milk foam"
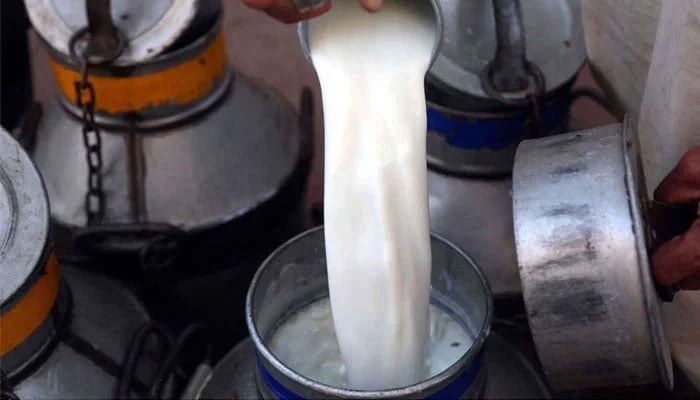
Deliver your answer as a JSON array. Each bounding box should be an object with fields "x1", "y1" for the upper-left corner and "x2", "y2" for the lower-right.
[
  {"x1": 308, "y1": 0, "x2": 437, "y2": 390},
  {"x1": 268, "y1": 298, "x2": 473, "y2": 388}
]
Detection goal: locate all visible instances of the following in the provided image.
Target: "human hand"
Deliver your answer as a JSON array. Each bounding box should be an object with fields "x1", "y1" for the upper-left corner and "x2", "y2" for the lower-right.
[
  {"x1": 242, "y1": 0, "x2": 382, "y2": 23},
  {"x1": 651, "y1": 147, "x2": 700, "y2": 290}
]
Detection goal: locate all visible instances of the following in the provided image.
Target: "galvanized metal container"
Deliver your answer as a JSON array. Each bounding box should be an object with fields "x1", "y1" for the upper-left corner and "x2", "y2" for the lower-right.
[
  {"x1": 423, "y1": 0, "x2": 584, "y2": 299},
  {"x1": 512, "y1": 119, "x2": 673, "y2": 390},
  {"x1": 245, "y1": 227, "x2": 493, "y2": 399},
  {"x1": 297, "y1": 0, "x2": 444, "y2": 69},
  {"x1": 31, "y1": 13, "x2": 307, "y2": 254},
  {"x1": 28, "y1": 7, "x2": 310, "y2": 360},
  {"x1": 0, "y1": 127, "x2": 163, "y2": 399}
]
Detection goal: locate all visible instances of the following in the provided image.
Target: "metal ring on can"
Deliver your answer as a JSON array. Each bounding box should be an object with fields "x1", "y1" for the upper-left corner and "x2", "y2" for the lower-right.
[
  {"x1": 68, "y1": 26, "x2": 126, "y2": 66},
  {"x1": 25, "y1": 0, "x2": 200, "y2": 66},
  {"x1": 479, "y1": 60, "x2": 545, "y2": 107}
]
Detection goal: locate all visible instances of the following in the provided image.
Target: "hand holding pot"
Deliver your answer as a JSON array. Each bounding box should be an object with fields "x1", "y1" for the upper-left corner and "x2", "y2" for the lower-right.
[
  {"x1": 652, "y1": 147, "x2": 700, "y2": 290},
  {"x1": 242, "y1": 0, "x2": 382, "y2": 23}
]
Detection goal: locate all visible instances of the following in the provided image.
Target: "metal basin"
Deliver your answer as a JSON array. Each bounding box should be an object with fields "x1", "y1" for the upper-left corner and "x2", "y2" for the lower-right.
[{"x1": 246, "y1": 227, "x2": 493, "y2": 399}]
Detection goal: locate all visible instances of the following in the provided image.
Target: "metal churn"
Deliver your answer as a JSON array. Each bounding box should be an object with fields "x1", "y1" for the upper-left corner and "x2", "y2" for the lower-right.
[
  {"x1": 0, "y1": 125, "x2": 196, "y2": 399},
  {"x1": 23, "y1": 0, "x2": 313, "y2": 358},
  {"x1": 24, "y1": 0, "x2": 311, "y2": 269},
  {"x1": 426, "y1": 0, "x2": 587, "y2": 298}
]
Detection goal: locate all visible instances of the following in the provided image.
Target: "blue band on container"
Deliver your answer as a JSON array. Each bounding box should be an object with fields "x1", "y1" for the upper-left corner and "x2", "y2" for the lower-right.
[
  {"x1": 425, "y1": 350, "x2": 485, "y2": 400},
  {"x1": 427, "y1": 99, "x2": 569, "y2": 150},
  {"x1": 256, "y1": 349, "x2": 485, "y2": 400},
  {"x1": 256, "y1": 355, "x2": 305, "y2": 400}
]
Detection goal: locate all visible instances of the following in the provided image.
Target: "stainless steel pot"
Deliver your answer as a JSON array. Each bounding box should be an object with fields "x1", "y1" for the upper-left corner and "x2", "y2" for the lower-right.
[
  {"x1": 512, "y1": 118, "x2": 674, "y2": 390},
  {"x1": 246, "y1": 227, "x2": 493, "y2": 399}
]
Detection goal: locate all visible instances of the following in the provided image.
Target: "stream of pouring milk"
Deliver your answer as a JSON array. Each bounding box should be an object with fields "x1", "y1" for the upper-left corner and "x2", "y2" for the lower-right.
[{"x1": 309, "y1": 0, "x2": 437, "y2": 390}]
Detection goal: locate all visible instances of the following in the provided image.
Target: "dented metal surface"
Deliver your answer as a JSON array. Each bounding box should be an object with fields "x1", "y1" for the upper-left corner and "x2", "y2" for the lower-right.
[{"x1": 512, "y1": 120, "x2": 673, "y2": 390}]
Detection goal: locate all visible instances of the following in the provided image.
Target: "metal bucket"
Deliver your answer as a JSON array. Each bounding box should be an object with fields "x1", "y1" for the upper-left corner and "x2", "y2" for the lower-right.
[
  {"x1": 512, "y1": 118, "x2": 673, "y2": 390},
  {"x1": 246, "y1": 227, "x2": 493, "y2": 399},
  {"x1": 297, "y1": 0, "x2": 444, "y2": 70}
]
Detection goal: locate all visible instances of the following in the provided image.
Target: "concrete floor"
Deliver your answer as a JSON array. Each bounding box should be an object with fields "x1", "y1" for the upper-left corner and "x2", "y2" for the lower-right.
[{"x1": 28, "y1": 0, "x2": 616, "y2": 215}]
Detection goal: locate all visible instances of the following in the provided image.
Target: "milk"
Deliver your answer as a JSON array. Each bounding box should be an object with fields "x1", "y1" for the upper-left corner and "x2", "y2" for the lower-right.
[
  {"x1": 268, "y1": 298, "x2": 473, "y2": 388},
  {"x1": 308, "y1": 0, "x2": 437, "y2": 390}
]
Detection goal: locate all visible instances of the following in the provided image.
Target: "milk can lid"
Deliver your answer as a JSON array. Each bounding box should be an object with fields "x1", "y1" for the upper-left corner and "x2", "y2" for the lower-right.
[
  {"x1": 0, "y1": 127, "x2": 50, "y2": 306},
  {"x1": 427, "y1": 0, "x2": 586, "y2": 99},
  {"x1": 24, "y1": 0, "x2": 200, "y2": 65}
]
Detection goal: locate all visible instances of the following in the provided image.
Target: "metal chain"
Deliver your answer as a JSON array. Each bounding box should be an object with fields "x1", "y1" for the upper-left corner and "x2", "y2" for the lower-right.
[{"x1": 74, "y1": 58, "x2": 104, "y2": 225}]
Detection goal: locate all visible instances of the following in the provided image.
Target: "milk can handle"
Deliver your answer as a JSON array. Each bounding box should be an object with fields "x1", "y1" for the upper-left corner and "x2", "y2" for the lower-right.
[
  {"x1": 480, "y1": 0, "x2": 544, "y2": 105},
  {"x1": 490, "y1": 0, "x2": 528, "y2": 91}
]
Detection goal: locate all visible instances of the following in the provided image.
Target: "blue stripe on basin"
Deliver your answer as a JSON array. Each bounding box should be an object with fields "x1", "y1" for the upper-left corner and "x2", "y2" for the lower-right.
[{"x1": 256, "y1": 349, "x2": 485, "y2": 399}]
